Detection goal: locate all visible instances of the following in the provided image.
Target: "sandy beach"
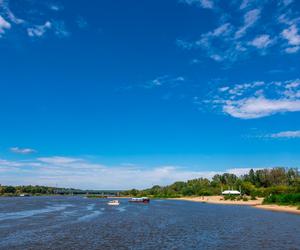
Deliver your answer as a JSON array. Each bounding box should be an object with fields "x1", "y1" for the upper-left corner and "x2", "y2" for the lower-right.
[{"x1": 170, "y1": 196, "x2": 300, "y2": 215}]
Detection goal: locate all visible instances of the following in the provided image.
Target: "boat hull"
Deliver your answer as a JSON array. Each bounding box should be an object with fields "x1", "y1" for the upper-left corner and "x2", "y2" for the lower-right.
[{"x1": 129, "y1": 198, "x2": 150, "y2": 203}]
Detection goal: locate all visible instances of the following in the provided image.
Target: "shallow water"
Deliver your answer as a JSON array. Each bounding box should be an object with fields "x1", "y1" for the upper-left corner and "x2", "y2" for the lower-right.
[{"x1": 0, "y1": 196, "x2": 299, "y2": 249}]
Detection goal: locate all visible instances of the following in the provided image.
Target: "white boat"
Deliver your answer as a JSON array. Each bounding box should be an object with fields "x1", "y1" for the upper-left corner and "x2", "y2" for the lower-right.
[
  {"x1": 107, "y1": 200, "x2": 120, "y2": 206},
  {"x1": 129, "y1": 197, "x2": 150, "y2": 203},
  {"x1": 19, "y1": 194, "x2": 30, "y2": 197}
]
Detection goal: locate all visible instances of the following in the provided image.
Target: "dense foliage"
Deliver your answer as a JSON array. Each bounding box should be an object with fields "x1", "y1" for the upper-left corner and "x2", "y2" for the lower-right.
[
  {"x1": 0, "y1": 185, "x2": 117, "y2": 196},
  {"x1": 263, "y1": 193, "x2": 300, "y2": 206},
  {"x1": 0, "y1": 185, "x2": 86, "y2": 196},
  {"x1": 122, "y1": 168, "x2": 300, "y2": 199}
]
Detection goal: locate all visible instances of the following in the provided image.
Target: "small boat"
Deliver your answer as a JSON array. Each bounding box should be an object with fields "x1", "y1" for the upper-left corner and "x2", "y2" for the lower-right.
[
  {"x1": 107, "y1": 200, "x2": 120, "y2": 206},
  {"x1": 129, "y1": 197, "x2": 150, "y2": 203},
  {"x1": 19, "y1": 194, "x2": 30, "y2": 197}
]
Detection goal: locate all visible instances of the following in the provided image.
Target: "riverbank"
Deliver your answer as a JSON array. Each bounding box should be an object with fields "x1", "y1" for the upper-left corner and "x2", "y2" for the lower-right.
[{"x1": 169, "y1": 196, "x2": 300, "y2": 215}]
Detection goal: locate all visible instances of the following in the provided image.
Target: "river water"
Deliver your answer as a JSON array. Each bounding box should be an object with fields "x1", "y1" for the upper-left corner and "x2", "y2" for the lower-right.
[{"x1": 0, "y1": 196, "x2": 299, "y2": 249}]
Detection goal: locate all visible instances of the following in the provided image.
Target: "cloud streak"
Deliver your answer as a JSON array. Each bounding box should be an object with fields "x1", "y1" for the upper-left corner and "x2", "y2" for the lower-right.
[
  {"x1": 0, "y1": 15, "x2": 11, "y2": 35},
  {"x1": 269, "y1": 130, "x2": 300, "y2": 138},
  {"x1": 10, "y1": 147, "x2": 37, "y2": 154},
  {"x1": 0, "y1": 156, "x2": 265, "y2": 189},
  {"x1": 178, "y1": 1, "x2": 300, "y2": 62}
]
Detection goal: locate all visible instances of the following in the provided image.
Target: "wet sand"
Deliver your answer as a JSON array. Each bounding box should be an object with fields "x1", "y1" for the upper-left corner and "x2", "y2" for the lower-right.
[
  {"x1": 255, "y1": 204, "x2": 300, "y2": 215},
  {"x1": 170, "y1": 196, "x2": 300, "y2": 215}
]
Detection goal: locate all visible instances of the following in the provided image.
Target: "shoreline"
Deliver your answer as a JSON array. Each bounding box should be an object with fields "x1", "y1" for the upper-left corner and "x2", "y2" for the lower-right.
[{"x1": 169, "y1": 196, "x2": 300, "y2": 215}]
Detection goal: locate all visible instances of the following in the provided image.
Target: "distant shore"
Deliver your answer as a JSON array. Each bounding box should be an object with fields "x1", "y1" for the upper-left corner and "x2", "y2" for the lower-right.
[{"x1": 169, "y1": 196, "x2": 300, "y2": 215}]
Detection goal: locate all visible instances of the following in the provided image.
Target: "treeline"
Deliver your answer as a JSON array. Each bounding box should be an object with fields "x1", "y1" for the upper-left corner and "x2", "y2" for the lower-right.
[
  {"x1": 0, "y1": 185, "x2": 102, "y2": 196},
  {"x1": 122, "y1": 167, "x2": 300, "y2": 199}
]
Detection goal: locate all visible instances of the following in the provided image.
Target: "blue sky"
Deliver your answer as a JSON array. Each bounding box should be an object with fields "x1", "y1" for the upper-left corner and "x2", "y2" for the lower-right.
[{"x1": 0, "y1": 0, "x2": 300, "y2": 189}]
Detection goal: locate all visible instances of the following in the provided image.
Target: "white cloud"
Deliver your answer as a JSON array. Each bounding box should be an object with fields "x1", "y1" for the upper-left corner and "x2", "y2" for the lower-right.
[
  {"x1": 177, "y1": 2, "x2": 300, "y2": 62},
  {"x1": 208, "y1": 79, "x2": 300, "y2": 119},
  {"x1": 281, "y1": 25, "x2": 300, "y2": 54},
  {"x1": 269, "y1": 130, "x2": 300, "y2": 138},
  {"x1": 0, "y1": 1, "x2": 69, "y2": 39},
  {"x1": 177, "y1": 7, "x2": 267, "y2": 62},
  {"x1": 285, "y1": 46, "x2": 300, "y2": 53},
  {"x1": 249, "y1": 34, "x2": 273, "y2": 49},
  {"x1": 199, "y1": 0, "x2": 214, "y2": 9},
  {"x1": 223, "y1": 96, "x2": 300, "y2": 119},
  {"x1": 181, "y1": 0, "x2": 214, "y2": 9},
  {"x1": 0, "y1": 156, "x2": 270, "y2": 189},
  {"x1": 144, "y1": 75, "x2": 185, "y2": 89},
  {"x1": 211, "y1": 23, "x2": 232, "y2": 37},
  {"x1": 235, "y1": 9, "x2": 261, "y2": 39},
  {"x1": 281, "y1": 24, "x2": 300, "y2": 46},
  {"x1": 0, "y1": 15, "x2": 11, "y2": 35},
  {"x1": 10, "y1": 147, "x2": 37, "y2": 154},
  {"x1": 210, "y1": 54, "x2": 223, "y2": 61},
  {"x1": 240, "y1": 0, "x2": 251, "y2": 10},
  {"x1": 37, "y1": 156, "x2": 82, "y2": 164},
  {"x1": 49, "y1": 3, "x2": 64, "y2": 11},
  {"x1": 27, "y1": 21, "x2": 51, "y2": 37}
]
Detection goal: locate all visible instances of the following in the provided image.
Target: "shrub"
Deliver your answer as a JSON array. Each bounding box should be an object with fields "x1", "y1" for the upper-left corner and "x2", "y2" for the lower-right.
[
  {"x1": 242, "y1": 197, "x2": 249, "y2": 201},
  {"x1": 224, "y1": 195, "x2": 230, "y2": 200},
  {"x1": 230, "y1": 196, "x2": 236, "y2": 201},
  {"x1": 263, "y1": 193, "x2": 300, "y2": 206}
]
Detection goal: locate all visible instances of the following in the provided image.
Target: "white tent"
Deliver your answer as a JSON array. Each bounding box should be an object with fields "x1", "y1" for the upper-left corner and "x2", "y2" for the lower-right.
[{"x1": 222, "y1": 190, "x2": 241, "y2": 195}]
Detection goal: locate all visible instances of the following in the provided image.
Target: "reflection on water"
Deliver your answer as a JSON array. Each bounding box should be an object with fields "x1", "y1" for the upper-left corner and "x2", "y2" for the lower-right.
[
  {"x1": 0, "y1": 204, "x2": 72, "y2": 221},
  {"x1": 0, "y1": 196, "x2": 300, "y2": 250},
  {"x1": 77, "y1": 211, "x2": 102, "y2": 222}
]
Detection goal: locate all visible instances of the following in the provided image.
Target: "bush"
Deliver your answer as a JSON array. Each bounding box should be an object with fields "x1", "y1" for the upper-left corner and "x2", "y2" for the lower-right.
[
  {"x1": 242, "y1": 197, "x2": 249, "y2": 201},
  {"x1": 224, "y1": 195, "x2": 230, "y2": 200},
  {"x1": 263, "y1": 193, "x2": 300, "y2": 206},
  {"x1": 230, "y1": 196, "x2": 236, "y2": 201}
]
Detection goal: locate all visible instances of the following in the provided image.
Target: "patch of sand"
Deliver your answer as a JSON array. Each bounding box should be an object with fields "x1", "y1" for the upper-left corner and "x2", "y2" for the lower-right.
[{"x1": 170, "y1": 196, "x2": 300, "y2": 215}]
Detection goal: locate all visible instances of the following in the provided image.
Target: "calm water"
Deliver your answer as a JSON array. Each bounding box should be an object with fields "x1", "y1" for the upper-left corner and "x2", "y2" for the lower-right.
[{"x1": 0, "y1": 196, "x2": 300, "y2": 250}]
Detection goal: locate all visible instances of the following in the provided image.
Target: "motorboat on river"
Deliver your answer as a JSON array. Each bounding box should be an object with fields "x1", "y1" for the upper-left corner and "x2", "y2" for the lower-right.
[
  {"x1": 129, "y1": 197, "x2": 150, "y2": 203},
  {"x1": 107, "y1": 200, "x2": 120, "y2": 206}
]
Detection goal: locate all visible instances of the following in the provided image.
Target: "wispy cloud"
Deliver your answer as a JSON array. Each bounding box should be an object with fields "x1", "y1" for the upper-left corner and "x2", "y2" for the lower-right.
[
  {"x1": 76, "y1": 16, "x2": 88, "y2": 29},
  {"x1": 0, "y1": 0, "x2": 70, "y2": 39},
  {"x1": 27, "y1": 21, "x2": 51, "y2": 37},
  {"x1": 249, "y1": 34, "x2": 273, "y2": 49},
  {"x1": 0, "y1": 155, "x2": 270, "y2": 189},
  {"x1": 137, "y1": 75, "x2": 185, "y2": 89},
  {"x1": 235, "y1": 8, "x2": 261, "y2": 39},
  {"x1": 0, "y1": 15, "x2": 11, "y2": 35},
  {"x1": 37, "y1": 156, "x2": 81, "y2": 164},
  {"x1": 268, "y1": 130, "x2": 300, "y2": 138},
  {"x1": 281, "y1": 24, "x2": 300, "y2": 53},
  {"x1": 223, "y1": 97, "x2": 300, "y2": 119},
  {"x1": 10, "y1": 147, "x2": 37, "y2": 154},
  {"x1": 120, "y1": 75, "x2": 185, "y2": 91},
  {"x1": 177, "y1": 1, "x2": 300, "y2": 62},
  {"x1": 205, "y1": 79, "x2": 300, "y2": 119},
  {"x1": 180, "y1": 0, "x2": 214, "y2": 9}
]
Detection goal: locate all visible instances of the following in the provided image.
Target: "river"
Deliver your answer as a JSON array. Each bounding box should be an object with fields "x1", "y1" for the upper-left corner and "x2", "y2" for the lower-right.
[{"x1": 0, "y1": 196, "x2": 299, "y2": 249}]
